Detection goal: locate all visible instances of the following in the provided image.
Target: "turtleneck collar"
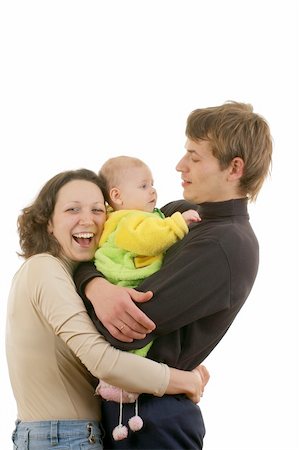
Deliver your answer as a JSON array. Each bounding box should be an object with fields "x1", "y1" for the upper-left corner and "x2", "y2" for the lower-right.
[{"x1": 197, "y1": 198, "x2": 249, "y2": 219}]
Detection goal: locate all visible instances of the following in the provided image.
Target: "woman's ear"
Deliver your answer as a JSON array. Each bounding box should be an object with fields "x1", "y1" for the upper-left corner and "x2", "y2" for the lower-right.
[
  {"x1": 227, "y1": 157, "x2": 244, "y2": 181},
  {"x1": 47, "y1": 220, "x2": 53, "y2": 234},
  {"x1": 110, "y1": 187, "x2": 123, "y2": 205}
]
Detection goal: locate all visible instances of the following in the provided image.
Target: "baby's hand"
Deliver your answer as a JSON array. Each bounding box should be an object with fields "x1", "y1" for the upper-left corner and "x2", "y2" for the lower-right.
[{"x1": 182, "y1": 209, "x2": 201, "y2": 226}]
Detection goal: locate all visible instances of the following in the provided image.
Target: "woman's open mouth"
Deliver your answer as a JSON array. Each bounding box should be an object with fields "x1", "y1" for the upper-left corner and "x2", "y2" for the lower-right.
[{"x1": 73, "y1": 232, "x2": 95, "y2": 247}]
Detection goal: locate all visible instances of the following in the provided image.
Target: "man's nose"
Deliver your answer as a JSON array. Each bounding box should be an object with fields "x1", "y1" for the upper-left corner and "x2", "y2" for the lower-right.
[{"x1": 176, "y1": 155, "x2": 186, "y2": 172}]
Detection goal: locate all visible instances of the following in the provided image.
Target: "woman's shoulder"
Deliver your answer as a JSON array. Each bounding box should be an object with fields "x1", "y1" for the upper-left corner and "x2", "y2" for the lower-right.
[
  {"x1": 26, "y1": 253, "x2": 58, "y2": 266},
  {"x1": 22, "y1": 253, "x2": 71, "y2": 275}
]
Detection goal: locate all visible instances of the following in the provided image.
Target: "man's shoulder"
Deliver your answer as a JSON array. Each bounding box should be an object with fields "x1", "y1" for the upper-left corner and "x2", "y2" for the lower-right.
[{"x1": 161, "y1": 200, "x2": 198, "y2": 216}]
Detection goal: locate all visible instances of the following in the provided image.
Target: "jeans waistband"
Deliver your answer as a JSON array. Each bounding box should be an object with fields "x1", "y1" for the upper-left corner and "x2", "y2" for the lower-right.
[{"x1": 14, "y1": 419, "x2": 103, "y2": 445}]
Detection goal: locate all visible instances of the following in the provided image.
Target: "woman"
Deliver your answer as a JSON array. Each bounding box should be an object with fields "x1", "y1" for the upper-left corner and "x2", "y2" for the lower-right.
[{"x1": 5, "y1": 168, "x2": 208, "y2": 450}]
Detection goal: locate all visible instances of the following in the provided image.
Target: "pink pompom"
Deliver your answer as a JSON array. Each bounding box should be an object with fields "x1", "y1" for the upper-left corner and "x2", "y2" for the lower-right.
[
  {"x1": 122, "y1": 391, "x2": 139, "y2": 403},
  {"x1": 95, "y1": 381, "x2": 122, "y2": 402},
  {"x1": 95, "y1": 381, "x2": 138, "y2": 403},
  {"x1": 128, "y1": 415, "x2": 143, "y2": 432},
  {"x1": 112, "y1": 424, "x2": 128, "y2": 441}
]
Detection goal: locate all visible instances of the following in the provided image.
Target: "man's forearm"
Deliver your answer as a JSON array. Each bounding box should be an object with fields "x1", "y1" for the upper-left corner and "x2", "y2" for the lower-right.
[
  {"x1": 74, "y1": 262, "x2": 155, "y2": 349},
  {"x1": 73, "y1": 261, "x2": 102, "y2": 301}
]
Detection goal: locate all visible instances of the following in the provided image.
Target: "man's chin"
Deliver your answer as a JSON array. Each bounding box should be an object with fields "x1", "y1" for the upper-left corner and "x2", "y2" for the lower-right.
[
  {"x1": 183, "y1": 191, "x2": 199, "y2": 204},
  {"x1": 183, "y1": 190, "x2": 192, "y2": 201}
]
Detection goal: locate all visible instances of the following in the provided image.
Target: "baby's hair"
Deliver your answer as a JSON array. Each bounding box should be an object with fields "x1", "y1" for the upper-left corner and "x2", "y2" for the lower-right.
[{"x1": 99, "y1": 156, "x2": 148, "y2": 204}]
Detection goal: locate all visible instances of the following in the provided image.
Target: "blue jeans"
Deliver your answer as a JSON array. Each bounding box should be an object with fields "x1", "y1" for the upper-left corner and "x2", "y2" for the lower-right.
[{"x1": 12, "y1": 419, "x2": 104, "y2": 449}]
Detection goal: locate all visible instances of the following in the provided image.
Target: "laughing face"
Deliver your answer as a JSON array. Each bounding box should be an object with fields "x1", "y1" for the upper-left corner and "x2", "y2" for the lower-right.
[{"x1": 47, "y1": 179, "x2": 106, "y2": 262}]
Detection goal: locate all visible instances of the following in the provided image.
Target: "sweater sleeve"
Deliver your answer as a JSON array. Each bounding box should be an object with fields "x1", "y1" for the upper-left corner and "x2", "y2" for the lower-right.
[
  {"x1": 114, "y1": 211, "x2": 188, "y2": 256},
  {"x1": 73, "y1": 261, "x2": 102, "y2": 302},
  {"x1": 28, "y1": 255, "x2": 169, "y2": 396}
]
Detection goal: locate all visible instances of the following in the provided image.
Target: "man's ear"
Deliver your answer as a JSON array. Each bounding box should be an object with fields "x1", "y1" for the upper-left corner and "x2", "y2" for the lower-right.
[
  {"x1": 110, "y1": 187, "x2": 123, "y2": 205},
  {"x1": 227, "y1": 157, "x2": 244, "y2": 181}
]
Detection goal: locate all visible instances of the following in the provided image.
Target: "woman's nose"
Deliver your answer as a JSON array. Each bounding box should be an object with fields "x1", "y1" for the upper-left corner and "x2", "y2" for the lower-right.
[{"x1": 79, "y1": 214, "x2": 93, "y2": 225}]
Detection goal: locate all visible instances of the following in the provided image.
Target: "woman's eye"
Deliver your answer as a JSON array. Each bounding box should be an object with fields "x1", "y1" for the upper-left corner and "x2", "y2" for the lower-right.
[
  {"x1": 67, "y1": 207, "x2": 79, "y2": 212},
  {"x1": 93, "y1": 208, "x2": 105, "y2": 214}
]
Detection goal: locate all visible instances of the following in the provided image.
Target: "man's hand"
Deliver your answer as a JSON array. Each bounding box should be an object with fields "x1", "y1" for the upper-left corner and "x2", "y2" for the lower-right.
[{"x1": 85, "y1": 278, "x2": 156, "y2": 342}]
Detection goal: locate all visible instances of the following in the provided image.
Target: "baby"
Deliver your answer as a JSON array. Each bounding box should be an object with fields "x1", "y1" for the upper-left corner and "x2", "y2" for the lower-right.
[{"x1": 94, "y1": 155, "x2": 200, "y2": 439}]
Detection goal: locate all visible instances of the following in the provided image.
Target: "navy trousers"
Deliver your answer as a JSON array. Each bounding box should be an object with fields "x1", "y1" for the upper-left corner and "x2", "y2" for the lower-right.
[{"x1": 101, "y1": 394, "x2": 206, "y2": 450}]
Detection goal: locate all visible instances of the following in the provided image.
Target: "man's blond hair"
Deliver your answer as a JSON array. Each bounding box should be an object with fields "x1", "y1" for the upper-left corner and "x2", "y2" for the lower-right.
[{"x1": 186, "y1": 101, "x2": 273, "y2": 201}]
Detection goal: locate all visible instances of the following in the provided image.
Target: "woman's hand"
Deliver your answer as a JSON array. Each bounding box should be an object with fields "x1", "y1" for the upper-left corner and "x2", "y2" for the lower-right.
[
  {"x1": 188, "y1": 364, "x2": 210, "y2": 403},
  {"x1": 166, "y1": 364, "x2": 210, "y2": 403}
]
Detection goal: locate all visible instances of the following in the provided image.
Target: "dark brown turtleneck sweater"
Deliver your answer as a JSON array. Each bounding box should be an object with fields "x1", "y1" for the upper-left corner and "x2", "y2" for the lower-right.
[{"x1": 74, "y1": 198, "x2": 259, "y2": 370}]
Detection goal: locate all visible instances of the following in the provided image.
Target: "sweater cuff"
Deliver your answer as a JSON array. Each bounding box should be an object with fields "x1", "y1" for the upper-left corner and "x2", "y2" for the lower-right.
[
  {"x1": 170, "y1": 211, "x2": 189, "y2": 238},
  {"x1": 155, "y1": 363, "x2": 170, "y2": 397}
]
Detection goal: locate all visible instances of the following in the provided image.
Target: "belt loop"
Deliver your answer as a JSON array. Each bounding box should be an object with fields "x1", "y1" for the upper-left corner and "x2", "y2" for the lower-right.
[
  {"x1": 87, "y1": 422, "x2": 96, "y2": 444},
  {"x1": 24, "y1": 428, "x2": 30, "y2": 450},
  {"x1": 50, "y1": 420, "x2": 58, "y2": 446}
]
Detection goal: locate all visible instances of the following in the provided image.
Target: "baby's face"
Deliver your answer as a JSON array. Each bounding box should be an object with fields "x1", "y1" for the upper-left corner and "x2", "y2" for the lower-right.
[{"x1": 118, "y1": 165, "x2": 157, "y2": 212}]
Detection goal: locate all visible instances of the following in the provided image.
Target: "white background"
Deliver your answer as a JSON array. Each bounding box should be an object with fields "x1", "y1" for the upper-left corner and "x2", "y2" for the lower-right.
[{"x1": 0, "y1": 1, "x2": 298, "y2": 449}]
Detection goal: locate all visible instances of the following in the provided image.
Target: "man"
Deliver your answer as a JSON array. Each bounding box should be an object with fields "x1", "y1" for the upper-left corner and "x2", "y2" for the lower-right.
[{"x1": 74, "y1": 101, "x2": 272, "y2": 448}]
